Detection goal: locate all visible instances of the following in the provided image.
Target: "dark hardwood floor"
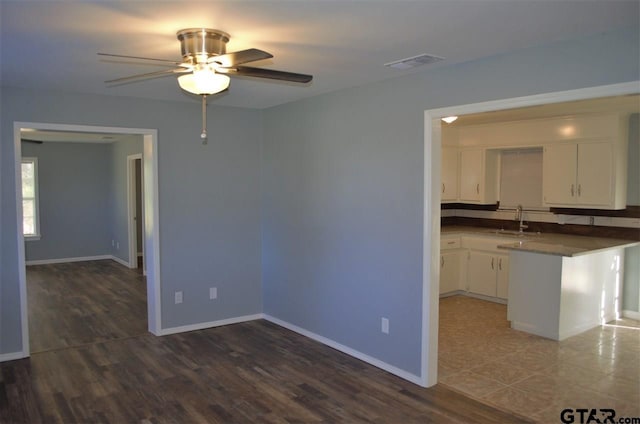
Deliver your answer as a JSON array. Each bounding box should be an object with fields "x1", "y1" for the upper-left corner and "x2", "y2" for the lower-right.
[
  {"x1": 26, "y1": 260, "x2": 147, "y2": 353},
  {"x1": 1, "y1": 261, "x2": 532, "y2": 423}
]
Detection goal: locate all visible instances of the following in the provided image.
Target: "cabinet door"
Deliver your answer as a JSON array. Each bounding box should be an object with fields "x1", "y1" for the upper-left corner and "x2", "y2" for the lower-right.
[
  {"x1": 440, "y1": 251, "x2": 461, "y2": 294},
  {"x1": 459, "y1": 149, "x2": 483, "y2": 202},
  {"x1": 543, "y1": 144, "x2": 577, "y2": 205},
  {"x1": 441, "y1": 148, "x2": 459, "y2": 201},
  {"x1": 577, "y1": 142, "x2": 613, "y2": 206},
  {"x1": 496, "y1": 254, "x2": 509, "y2": 300},
  {"x1": 467, "y1": 251, "x2": 497, "y2": 297}
]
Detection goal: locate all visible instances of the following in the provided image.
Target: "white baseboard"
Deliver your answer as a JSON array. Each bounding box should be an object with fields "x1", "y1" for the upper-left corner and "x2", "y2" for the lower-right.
[
  {"x1": 263, "y1": 314, "x2": 424, "y2": 386},
  {"x1": 0, "y1": 350, "x2": 28, "y2": 363},
  {"x1": 110, "y1": 255, "x2": 130, "y2": 267},
  {"x1": 159, "y1": 313, "x2": 263, "y2": 336},
  {"x1": 26, "y1": 254, "x2": 113, "y2": 266},
  {"x1": 460, "y1": 292, "x2": 507, "y2": 305},
  {"x1": 622, "y1": 310, "x2": 640, "y2": 321},
  {"x1": 25, "y1": 255, "x2": 134, "y2": 267}
]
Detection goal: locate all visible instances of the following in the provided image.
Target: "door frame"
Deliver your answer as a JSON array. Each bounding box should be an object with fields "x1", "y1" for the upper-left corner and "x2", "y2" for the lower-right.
[
  {"x1": 420, "y1": 81, "x2": 640, "y2": 387},
  {"x1": 13, "y1": 122, "x2": 163, "y2": 359},
  {"x1": 127, "y1": 153, "x2": 144, "y2": 271}
]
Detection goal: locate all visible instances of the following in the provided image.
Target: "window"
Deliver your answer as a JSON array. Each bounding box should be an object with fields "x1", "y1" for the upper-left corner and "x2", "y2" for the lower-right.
[
  {"x1": 499, "y1": 148, "x2": 546, "y2": 211},
  {"x1": 21, "y1": 157, "x2": 40, "y2": 238}
]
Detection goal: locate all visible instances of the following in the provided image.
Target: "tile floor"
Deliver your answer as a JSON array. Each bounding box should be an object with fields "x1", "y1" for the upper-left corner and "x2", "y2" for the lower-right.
[{"x1": 438, "y1": 295, "x2": 640, "y2": 423}]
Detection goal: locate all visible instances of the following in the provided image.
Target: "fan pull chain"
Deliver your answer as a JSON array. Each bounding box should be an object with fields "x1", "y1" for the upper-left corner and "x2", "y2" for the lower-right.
[{"x1": 201, "y1": 94, "x2": 208, "y2": 145}]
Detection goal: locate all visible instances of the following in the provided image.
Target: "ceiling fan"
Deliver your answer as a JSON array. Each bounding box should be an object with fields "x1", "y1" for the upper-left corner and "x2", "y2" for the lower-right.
[{"x1": 100, "y1": 28, "x2": 313, "y2": 143}]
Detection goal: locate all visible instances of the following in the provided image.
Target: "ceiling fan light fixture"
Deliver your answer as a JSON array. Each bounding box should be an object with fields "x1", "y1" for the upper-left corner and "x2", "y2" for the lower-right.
[{"x1": 178, "y1": 69, "x2": 230, "y2": 95}]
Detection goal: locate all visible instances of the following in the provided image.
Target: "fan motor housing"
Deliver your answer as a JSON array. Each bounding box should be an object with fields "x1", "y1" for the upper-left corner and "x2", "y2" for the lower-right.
[{"x1": 177, "y1": 28, "x2": 230, "y2": 62}]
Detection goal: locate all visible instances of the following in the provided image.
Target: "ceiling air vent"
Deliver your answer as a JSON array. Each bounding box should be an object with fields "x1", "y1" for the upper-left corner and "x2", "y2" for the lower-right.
[{"x1": 384, "y1": 54, "x2": 444, "y2": 70}]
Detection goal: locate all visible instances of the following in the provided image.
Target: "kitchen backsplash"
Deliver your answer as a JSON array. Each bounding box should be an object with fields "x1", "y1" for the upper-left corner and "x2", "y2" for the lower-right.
[{"x1": 441, "y1": 203, "x2": 640, "y2": 240}]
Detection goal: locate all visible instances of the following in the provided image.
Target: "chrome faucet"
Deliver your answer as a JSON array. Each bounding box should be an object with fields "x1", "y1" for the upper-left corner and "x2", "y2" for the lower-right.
[{"x1": 515, "y1": 204, "x2": 528, "y2": 233}]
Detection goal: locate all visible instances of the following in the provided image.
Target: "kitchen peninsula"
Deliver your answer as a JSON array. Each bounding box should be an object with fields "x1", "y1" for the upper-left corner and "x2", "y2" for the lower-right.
[
  {"x1": 499, "y1": 233, "x2": 638, "y2": 340},
  {"x1": 440, "y1": 227, "x2": 639, "y2": 341}
]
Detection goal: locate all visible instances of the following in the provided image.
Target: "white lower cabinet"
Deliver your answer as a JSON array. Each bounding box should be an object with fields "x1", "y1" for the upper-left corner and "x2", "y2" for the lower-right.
[
  {"x1": 495, "y1": 254, "x2": 509, "y2": 300},
  {"x1": 466, "y1": 251, "x2": 510, "y2": 300},
  {"x1": 441, "y1": 234, "x2": 511, "y2": 302},
  {"x1": 440, "y1": 236, "x2": 462, "y2": 295},
  {"x1": 467, "y1": 251, "x2": 498, "y2": 297},
  {"x1": 440, "y1": 251, "x2": 461, "y2": 294}
]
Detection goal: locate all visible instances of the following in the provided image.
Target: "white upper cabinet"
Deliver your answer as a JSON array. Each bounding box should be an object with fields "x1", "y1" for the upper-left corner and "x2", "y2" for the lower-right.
[
  {"x1": 445, "y1": 113, "x2": 629, "y2": 209},
  {"x1": 459, "y1": 149, "x2": 498, "y2": 204},
  {"x1": 441, "y1": 147, "x2": 459, "y2": 202},
  {"x1": 543, "y1": 141, "x2": 623, "y2": 209}
]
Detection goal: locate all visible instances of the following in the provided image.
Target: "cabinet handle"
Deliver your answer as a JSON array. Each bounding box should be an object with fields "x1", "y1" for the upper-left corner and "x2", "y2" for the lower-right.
[
  {"x1": 491, "y1": 258, "x2": 494, "y2": 270},
  {"x1": 442, "y1": 183, "x2": 445, "y2": 194},
  {"x1": 571, "y1": 184, "x2": 575, "y2": 197},
  {"x1": 498, "y1": 258, "x2": 502, "y2": 271},
  {"x1": 577, "y1": 184, "x2": 581, "y2": 197},
  {"x1": 441, "y1": 256, "x2": 444, "y2": 267},
  {"x1": 476, "y1": 183, "x2": 480, "y2": 194}
]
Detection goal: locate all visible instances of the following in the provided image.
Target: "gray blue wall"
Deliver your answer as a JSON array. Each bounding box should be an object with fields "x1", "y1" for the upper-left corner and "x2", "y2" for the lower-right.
[
  {"x1": 22, "y1": 142, "x2": 112, "y2": 262},
  {"x1": 261, "y1": 27, "x2": 639, "y2": 376},
  {"x1": 1, "y1": 89, "x2": 263, "y2": 353},
  {"x1": 22, "y1": 138, "x2": 144, "y2": 265},
  {"x1": 109, "y1": 138, "x2": 144, "y2": 263}
]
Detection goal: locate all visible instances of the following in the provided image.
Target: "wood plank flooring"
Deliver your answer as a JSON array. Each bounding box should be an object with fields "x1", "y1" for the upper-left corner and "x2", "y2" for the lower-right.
[
  {"x1": 2, "y1": 261, "x2": 532, "y2": 423},
  {"x1": 1, "y1": 320, "x2": 532, "y2": 423},
  {"x1": 26, "y1": 260, "x2": 147, "y2": 353}
]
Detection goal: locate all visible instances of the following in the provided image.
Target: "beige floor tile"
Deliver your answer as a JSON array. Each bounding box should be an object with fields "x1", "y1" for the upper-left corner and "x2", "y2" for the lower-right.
[
  {"x1": 512, "y1": 373, "x2": 568, "y2": 399},
  {"x1": 591, "y1": 374, "x2": 640, "y2": 405},
  {"x1": 439, "y1": 370, "x2": 507, "y2": 399},
  {"x1": 470, "y1": 360, "x2": 536, "y2": 385},
  {"x1": 437, "y1": 295, "x2": 640, "y2": 421},
  {"x1": 541, "y1": 362, "x2": 611, "y2": 388},
  {"x1": 482, "y1": 386, "x2": 555, "y2": 418}
]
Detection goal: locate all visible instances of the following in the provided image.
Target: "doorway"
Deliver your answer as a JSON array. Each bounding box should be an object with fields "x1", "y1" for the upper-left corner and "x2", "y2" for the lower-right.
[
  {"x1": 13, "y1": 122, "x2": 162, "y2": 358},
  {"x1": 128, "y1": 154, "x2": 145, "y2": 273},
  {"x1": 420, "y1": 81, "x2": 639, "y2": 387}
]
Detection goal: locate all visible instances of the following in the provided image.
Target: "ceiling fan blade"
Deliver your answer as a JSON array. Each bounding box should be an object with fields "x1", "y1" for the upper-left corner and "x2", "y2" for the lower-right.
[
  {"x1": 208, "y1": 48, "x2": 273, "y2": 67},
  {"x1": 21, "y1": 138, "x2": 43, "y2": 144},
  {"x1": 229, "y1": 66, "x2": 313, "y2": 83},
  {"x1": 98, "y1": 52, "x2": 183, "y2": 65},
  {"x1": 105, "y1": 68, "x2": 190, "y2": 84}
]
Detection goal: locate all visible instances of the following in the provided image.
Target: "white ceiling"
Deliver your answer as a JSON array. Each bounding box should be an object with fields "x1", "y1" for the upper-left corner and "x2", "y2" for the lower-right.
[
  {"x1": 450, "y1": 94, "x2": 640, "y2": 126},
  {"x1": 1, "y1": 1, "x2": 638, "y2": 109}
]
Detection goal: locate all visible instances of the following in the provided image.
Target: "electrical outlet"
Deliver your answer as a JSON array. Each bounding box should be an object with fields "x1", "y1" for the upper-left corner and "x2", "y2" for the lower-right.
[
  {"x1": 381, "y1": 317, "x2": 389, "y2": 334},
  {"x1": 116, "y1": 242, "x2": 120, "y2": 249},
  {"x1": 209, "y1": 287, "x2": 217, "y2": 300},
  {"x1": 175, "y1": 291, "x2": 183, "y2": 304}
]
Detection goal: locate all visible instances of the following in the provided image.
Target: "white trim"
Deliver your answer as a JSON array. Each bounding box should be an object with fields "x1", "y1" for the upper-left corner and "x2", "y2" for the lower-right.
[
  {"x1": 0, "y1": 351, "x2": 29, "y2": 363},
  {"x1": 422, "y1": 82, "x2": 640, "y2": 388},
  {"x1": 127, "y1": 153, "x2": 143, "y2": 269},
  {"x1": 110, "y1": 255, "x2": 130, "y2": 267},
  {"x1": 622, "y1": 310, "x2": 640, "y2": 321},
  {"x1": 159, "y1": 314, "x2": 263, "y2": 336},
  {"x1": 144, "y1": 132, "x2": 162, "y2": 335},
  {"x1": 12, "y1": 122, "x2": 162, "y2": 359},
  {"x1": 264, "y1": 314, "x2": 424, "y2": 386},
  {"x1": 24, "y1": 255, "x2": 134, "y2": 267},
  {"x1": 13, "y1": 124, "x2": 30, "y2": 357},
  {"x1": 26, "y1": 255, "x2": 113, "y2": 266}
]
